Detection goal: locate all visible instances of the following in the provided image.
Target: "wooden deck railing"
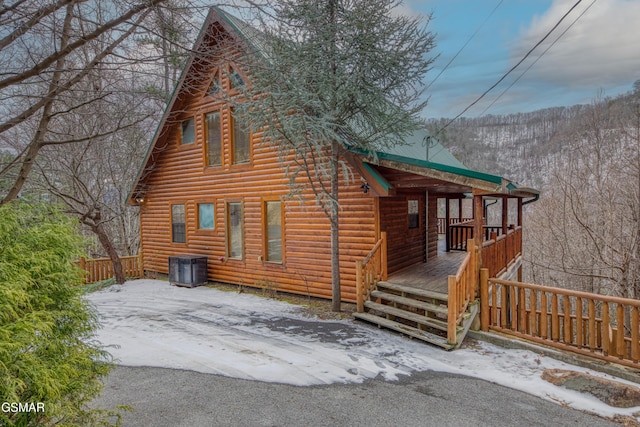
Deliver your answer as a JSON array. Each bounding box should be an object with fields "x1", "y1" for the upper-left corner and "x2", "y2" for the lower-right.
[
  {"x1": 481, "y1": 226, "x2": 522, "y2": 278},
  {"x1": 448, "y1": 223, "x2": 507, "y2": 251},
  {"x1": 355, "y1": 232, "x2": 387, "y2": 312},
  {"x1": 448, "y1": 223, "x2": 474, "y2": 251},
  {"x1": 437, "y1": 217, "x2": 474, "y2": 234},
  {"x1": 77, "y1": 255, "x2": 143, "y2": 284},
  {"x1": 480, "y1": 273, "x2": 640, "y2": 368},
  {"x1": 447, "y1": 239, "x2": 478, "y2": 344}
]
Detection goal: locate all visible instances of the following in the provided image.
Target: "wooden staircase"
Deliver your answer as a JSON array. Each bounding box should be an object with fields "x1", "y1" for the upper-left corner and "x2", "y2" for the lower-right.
[{"x1": 354, "y1": 281, "x2": 479, "y2": 350}]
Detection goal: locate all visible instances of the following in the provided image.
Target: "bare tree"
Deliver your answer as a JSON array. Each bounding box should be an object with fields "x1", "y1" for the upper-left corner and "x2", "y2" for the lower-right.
[
  {"x1": 0, "y1": 0, "x2": 208, "y2": 280},
  {"x1": 33, "y1": 69, "x2": 153, "y2": 283},
  {"x1": 0, "y1": 0, "x2": 179, "y2": 204},
  {"x1": 525, "y1": 92, "x2": 640, "y2": 300}
]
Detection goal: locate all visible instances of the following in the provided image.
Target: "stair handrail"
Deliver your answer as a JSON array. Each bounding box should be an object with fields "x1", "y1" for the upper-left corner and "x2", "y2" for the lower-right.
[
  {"x1": 447, "y1": 239, "x2": 478, "y2": 344},
  {"x1": 355, "y1": 232, "x2": 387, "y2": 313}
]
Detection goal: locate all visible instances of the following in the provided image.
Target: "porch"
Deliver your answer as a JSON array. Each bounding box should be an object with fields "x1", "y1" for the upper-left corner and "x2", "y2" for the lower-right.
[
  {"x1": 354, "y1": 224, "x2": 523, "y2": 350},
  {"x1": 384, "y1": 240, "x2": 466, "y2": 294}
]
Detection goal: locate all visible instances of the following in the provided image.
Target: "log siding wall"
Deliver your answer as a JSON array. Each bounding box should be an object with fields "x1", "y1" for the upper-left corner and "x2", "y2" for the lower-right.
[
  {"x1": 139, "y1": 62, "x2": 377, "y2": 302},
  {"x1": 379, "y1": 192, "x2": 426, "y2": 275}
]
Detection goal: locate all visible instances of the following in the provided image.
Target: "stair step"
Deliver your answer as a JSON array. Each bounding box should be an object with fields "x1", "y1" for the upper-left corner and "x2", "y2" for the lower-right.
[
  {"x1": 364, "y1": 301, "x2": 463, "y2": 334},
  {"x1": 354, "y1": 312, "x2": 454, "y2": 350},
  {"x1": 453, "y1": 302, "x2": 479, "y2": 350},
  {"x1": 376, "y1": 281, "x2": 448, "y2": 303},
  {"x1": 370, "y1": 290, "x2": 448, "y2": 315}
]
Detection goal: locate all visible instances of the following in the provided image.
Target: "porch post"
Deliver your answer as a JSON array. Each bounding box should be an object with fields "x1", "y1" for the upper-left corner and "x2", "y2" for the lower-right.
[
  {"x1": 356, "y1": 260, "x2": 364, "y2": 313},
  {"x1": 381, "y1": 231, "x2": 388, "y2": 281},
  {"x1": 480, "y1": 268, "x2": 490, "y2": 331},
  {"x1": 517, "y1": 197, "x2": 523, "y2": 227},
  {"x1": 445, "y1": 197, "x2": 451, "y2": 252},
  {"x1": 473, "y1": 193, "x2": 483, "y2": 248},
  {"x1": 502, "y1": 195, "x2": 508, "y2": 236},
  {"x1": 458, "y1": 197, "x2": 463, "y2": 222}
]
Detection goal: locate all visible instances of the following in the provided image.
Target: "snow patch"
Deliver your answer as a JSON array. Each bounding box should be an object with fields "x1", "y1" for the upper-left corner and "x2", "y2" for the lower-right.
[{"x1": 87, "y1": 279, "x2": 640, "y2": 420}]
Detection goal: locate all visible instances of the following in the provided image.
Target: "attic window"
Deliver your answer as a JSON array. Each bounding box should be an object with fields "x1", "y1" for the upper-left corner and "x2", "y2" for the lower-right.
[
  {"x1": 181, "y1": 118, "x2": 195, "y2": 145},
  {"x1": 229, "y1": 67, "x2": 245, "y2": 89},
  {"x1": 209, "y1": 71, "x2": 221, "y2": 96}
]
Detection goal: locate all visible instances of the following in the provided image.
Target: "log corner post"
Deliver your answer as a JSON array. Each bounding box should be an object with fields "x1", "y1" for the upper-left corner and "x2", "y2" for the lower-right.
[
  {"x1": 480, "y1": 268, "x2": 490, "y2": 332},
  {"x1": 138, "y1": 249, "x2": 144, "y2": 279},
  {"x1": 447, "y1": 275, "x2": 457, "y2": 345},
  {"x1": 467, "y1": 238, "x2": 478, "y2": 299},
  {"x1": 356, "y1": 260, "x2": 364, "y2": 313},
  {"x1": 380, "y1": 231, "x2": 388, "y2": 281}
]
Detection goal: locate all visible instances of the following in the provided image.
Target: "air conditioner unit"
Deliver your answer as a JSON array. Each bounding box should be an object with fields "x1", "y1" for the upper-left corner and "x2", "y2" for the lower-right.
[{"x1": 168, "y1": 255, "x2": 208, "y2": 287}]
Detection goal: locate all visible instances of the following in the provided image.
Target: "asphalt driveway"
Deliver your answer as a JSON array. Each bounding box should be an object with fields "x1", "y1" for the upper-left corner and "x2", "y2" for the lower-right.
[
  {"x1": 87, "y1": 280, "x2": 639, "y2": 424},
  {"x1": 94, "y1": 366, "x2": 618, "y2": 426}
]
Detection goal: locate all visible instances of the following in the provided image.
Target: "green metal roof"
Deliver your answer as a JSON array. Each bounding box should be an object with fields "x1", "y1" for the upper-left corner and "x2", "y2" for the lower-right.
[
  {"x1": 359, "y1": 148, "x2": 504, "y2": 186},
  {"x1": 376, "y1": 129, "x2": 467, "y2": 170},
  {"x1": 130, "y1": 7, "x2": 538, "y2": 203},
  {"x1": 213, "y1": 8, "x2": 513, "y2": 191}
]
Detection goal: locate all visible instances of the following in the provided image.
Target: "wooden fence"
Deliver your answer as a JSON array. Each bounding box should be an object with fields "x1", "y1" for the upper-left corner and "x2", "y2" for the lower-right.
[
  {"x1": 356, "y1": 232, "x2": 387, "y2": 313},
  {"x1": 447, "y1": 239, "x2": 478, "y2": 344},
  {"x1": 480, "y1": 273, "x2": 640, "y2": 368},
  {"x1": 77, "y1": 255, "x2": 143, "y2": 284}
]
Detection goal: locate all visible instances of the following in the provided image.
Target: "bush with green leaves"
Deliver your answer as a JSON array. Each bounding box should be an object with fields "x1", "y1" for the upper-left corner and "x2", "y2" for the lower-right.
[{"x1": 0, "y1": 201, "x2": 117, "y2": 426}]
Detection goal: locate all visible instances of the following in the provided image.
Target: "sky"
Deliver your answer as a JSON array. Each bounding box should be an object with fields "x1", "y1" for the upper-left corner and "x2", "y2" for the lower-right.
[
  {"x1": 88, "y1": 279, "x2": 640, "y2": 422},
  {"x1": 401, "y1": 0, "x2": 640, "y2": 119}
]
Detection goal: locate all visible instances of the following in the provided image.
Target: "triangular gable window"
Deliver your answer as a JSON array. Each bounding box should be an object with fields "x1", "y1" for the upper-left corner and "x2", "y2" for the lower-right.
[
  {"x1": 209, "y1": 71, "x2": 222, "y2": 96},
  {"x1": 229, "y1": 67, "x2": 245, "y2": 90}
]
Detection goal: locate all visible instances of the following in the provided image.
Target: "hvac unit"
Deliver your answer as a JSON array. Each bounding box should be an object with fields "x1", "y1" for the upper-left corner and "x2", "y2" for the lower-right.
[{"x1": 168, "y1": 255, "x2": 208, "y2": 287}]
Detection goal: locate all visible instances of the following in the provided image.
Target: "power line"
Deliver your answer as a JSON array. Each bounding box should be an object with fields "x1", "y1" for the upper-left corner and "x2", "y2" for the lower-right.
[
  {"x1": 478, "y1": 0, "x2": 597, "y2": 116},
  {"x1": 434, "y1": 0, "x2": 584, "y2": 137},
  {"x1": 426, "y1": 0, "x2": 504, "y2": 91}
]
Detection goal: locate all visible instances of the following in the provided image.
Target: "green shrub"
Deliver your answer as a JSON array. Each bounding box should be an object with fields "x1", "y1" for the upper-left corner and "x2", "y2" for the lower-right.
[{"x1": 0, "y1": 201, "x2": 117, "y2": 426}]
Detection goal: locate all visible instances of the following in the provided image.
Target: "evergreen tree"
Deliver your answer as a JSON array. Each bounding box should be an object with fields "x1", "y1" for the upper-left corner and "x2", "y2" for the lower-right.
[
  {"x1": 0, "y1": 202, "x2": 118, "y2": 426},
  {"x1": 236, "y1": 0, "x2": 436, "y2": 310}
]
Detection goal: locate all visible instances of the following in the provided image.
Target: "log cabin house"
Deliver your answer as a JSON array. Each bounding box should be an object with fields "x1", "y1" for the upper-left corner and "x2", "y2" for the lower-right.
[{"x1": 129, "y1": 8, "x2": 539, "y2": 349}]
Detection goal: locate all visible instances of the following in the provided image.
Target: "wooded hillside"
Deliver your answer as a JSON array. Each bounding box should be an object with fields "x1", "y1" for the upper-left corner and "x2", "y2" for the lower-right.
[{"x1": 432, "y1": 83, "x2": 640, "y2": 299}]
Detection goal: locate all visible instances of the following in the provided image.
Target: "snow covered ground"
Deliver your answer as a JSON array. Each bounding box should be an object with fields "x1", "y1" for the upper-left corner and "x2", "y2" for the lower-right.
[{"x1": 87, "y1": 279, "x2": 640, "y2": 421}]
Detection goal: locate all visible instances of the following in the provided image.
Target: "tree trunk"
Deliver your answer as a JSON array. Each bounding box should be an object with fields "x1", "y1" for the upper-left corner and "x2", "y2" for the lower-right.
[
  {"x1": 90, "y1": 222, "x2": 126, "y2": 284},
  {"x1": 330, "y1": 140, "x2": 341, "y2": 312},
  {"x1": 328, "y1": 0, "x2": 341, "y2": 312}
]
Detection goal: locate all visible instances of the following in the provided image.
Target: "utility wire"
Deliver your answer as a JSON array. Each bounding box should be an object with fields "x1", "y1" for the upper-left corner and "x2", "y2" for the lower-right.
[
  {"x1": 478, "y1": 0, "x2": 597, "y2": 116},
  {"x1": 426, "y1": 0, "x2": 504, "y2": 91},
  {"x1": 433, "y1": 0, "x2": 584, "y2": 137}
]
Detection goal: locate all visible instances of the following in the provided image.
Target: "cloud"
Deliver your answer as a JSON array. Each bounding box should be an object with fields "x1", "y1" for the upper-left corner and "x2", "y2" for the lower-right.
[{"x1": 511, "y1": 0, "x2": 640, "y2": 90}]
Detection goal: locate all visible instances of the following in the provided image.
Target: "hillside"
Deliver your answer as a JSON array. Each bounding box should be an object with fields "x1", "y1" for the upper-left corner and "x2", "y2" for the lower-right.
[{"x1": 426, "y1": 87, "x2": 639, "y2": 188}]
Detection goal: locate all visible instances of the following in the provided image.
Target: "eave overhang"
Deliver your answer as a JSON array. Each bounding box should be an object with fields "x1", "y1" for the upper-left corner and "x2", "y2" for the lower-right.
[{"x1": 357, "y1": 150, "x2": 509, "y2": 194}]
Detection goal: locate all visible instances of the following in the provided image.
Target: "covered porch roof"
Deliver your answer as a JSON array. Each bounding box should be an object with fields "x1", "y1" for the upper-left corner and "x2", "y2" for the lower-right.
[
  {"x1": 348, "y1": 127, "x2": 539, "y2": 199},
  {"x1": 353, "y1": 149, "x2": 539, "y2": 200}
]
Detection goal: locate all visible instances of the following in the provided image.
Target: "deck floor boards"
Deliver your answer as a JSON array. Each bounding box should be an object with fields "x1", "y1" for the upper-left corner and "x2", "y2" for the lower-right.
[{"x1": 386, "y1": 239, "x2": 466, "y2": 294}]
